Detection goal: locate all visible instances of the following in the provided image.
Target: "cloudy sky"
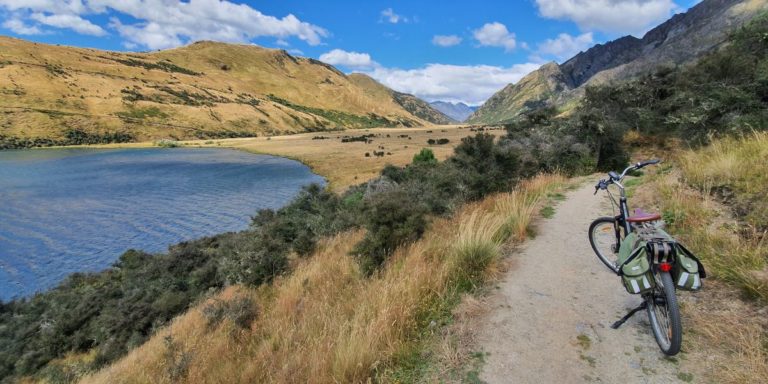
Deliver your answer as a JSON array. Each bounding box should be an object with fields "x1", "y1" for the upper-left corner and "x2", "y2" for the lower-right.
[{"x1": 0, "y1": 0, "x2": 701, "y2": 105}]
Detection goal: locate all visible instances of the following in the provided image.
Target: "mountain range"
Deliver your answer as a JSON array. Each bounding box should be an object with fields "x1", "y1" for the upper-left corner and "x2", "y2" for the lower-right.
[
  {"x1": 468, "y1": 0, "x2": 768, "y2": 124},
  {"x1": 0, "y1": 38, "x2": 451, "y2": 146},
  {"x1": 428, "y1": 101, "x2": 478, "y2": 122}
]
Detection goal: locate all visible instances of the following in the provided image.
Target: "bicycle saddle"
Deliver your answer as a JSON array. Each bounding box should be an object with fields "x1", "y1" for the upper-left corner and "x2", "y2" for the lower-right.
[{"x1": 627, "y1": 208, "x2": 661, "y2": 223}]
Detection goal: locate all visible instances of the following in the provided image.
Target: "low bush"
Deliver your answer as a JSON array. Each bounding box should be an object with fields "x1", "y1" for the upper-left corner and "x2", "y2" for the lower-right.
[
  {"x1": 202, "y1": 295, "x2": 258, "y2": 329},
  {"x1": 354, "y1": 189, "x2": 429, "y2": 274},
  {"x1": 427, "y1": 138, "x2": 450, "y2": 145}
]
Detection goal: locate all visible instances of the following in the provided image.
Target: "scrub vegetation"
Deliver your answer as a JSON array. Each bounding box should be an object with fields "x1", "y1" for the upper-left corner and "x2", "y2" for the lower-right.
[{"x1": 0, "y1": 121, "x2": 610, "y2": 382}]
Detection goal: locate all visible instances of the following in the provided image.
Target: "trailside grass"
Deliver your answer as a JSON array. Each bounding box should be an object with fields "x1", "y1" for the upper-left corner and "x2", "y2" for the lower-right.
[{"x1": 630, "y1": 133, "x2": 768, "y2": 384}]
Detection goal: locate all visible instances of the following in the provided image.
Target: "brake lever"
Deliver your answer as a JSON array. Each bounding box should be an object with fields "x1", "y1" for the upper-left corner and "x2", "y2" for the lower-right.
[{"x1": 594, "y1": 179, "x2": 606, "y2": 195}]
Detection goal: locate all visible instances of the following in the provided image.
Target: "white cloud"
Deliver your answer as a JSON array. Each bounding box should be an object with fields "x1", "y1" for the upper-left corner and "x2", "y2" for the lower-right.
[
  {"x1": 316, "y1": 47, "x2": 539, "y2": 104},
  {"x1": 535, "y1": 0, "x2": 678, "y2": 35},
  {"x1": 2, "y1": 17, "x2": 43, "y2": 34},
  {"x1": 473, "y1": 22, "x2": 517, "y2": 52},
  {"x1": 319, "y1": 49, "x2": 378, "y2": 69},
  {"x1": 380, "y1": 8, "x2": 407, "y2": 24},
  {"x1": 0, "y1": 0, "x2": 328, "y2": 50},
  {"x1": 432, "y1": 34, "x2": 462, "y2": 47},
  {"x1": 536, "y1": 32, "x2": 593, "y2": 61},
  {"x1": 0, "y1": 0, "x2": 87, "y2": 15},
  {"x1": 30, "y1": 12, "x2": 105, "y2": 36},
  {"x1": 366, "y1": 62, "x2": 541, "y2": 105}
]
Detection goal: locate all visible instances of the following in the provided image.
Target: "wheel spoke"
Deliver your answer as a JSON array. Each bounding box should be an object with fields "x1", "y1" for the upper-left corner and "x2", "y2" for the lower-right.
[{"x1": 589, "y1": 218, "x2": 621, "y2": 273}]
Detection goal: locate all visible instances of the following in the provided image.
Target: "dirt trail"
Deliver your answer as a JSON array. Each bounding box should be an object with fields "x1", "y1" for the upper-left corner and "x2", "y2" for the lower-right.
[{"x1": 475, "y1": 182, "x2": 699, "y2": 383}]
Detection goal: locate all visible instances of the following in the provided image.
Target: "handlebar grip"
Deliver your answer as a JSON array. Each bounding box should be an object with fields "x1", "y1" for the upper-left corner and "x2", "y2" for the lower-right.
[{"x1": 638, "y1": 159, "x2": 661, "y2": 167}]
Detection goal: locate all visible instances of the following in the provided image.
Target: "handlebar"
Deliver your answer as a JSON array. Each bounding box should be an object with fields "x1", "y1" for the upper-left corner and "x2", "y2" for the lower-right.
[
  {"x1": 638, "y1": 159, "x2": 661, "y2": 167},
  {"x1": 594, "y1": 159, "x2": 661, "y2": 194}
]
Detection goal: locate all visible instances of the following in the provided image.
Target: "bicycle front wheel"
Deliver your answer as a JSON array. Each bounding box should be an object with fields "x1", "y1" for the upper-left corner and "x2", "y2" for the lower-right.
[
  {"x1": 646, "y1": 271, "x2": 682, "y2": 356},
  {"x1": 588, "y1": 217, "x2": 621, "y2": 273}
]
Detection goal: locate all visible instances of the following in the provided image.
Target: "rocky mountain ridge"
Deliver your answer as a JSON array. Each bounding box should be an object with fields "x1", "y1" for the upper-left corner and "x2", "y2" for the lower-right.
[{"x1": 468, "y1": 0, "x2": 768, "y2": 124}]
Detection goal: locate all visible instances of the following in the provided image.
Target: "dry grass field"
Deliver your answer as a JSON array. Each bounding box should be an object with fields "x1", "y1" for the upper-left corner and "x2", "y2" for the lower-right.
[{"x1": 207, "y1": 126, "x2": 504, "y2": 190}]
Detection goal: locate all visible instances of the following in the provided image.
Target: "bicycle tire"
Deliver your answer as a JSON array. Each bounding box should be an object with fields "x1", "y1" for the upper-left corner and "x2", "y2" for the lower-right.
[
  {"x1": 646, "y1": 271, "x2": 682, "y2": 356},
  {"x1": 588, "y1": 217, "x2": 621, "y2": 273}
]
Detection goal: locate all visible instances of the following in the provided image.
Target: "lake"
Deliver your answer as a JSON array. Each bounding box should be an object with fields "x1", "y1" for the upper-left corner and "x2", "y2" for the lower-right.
[{"x1": 0, "y1": 148, "x2": 324, "y2": 300}]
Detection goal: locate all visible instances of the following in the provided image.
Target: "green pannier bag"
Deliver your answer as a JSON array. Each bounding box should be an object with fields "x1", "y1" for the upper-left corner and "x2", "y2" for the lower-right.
[
  {"x1": 618, "y1": 233, "x2": 655, "y2": 294},
  {"x1": 673, "y1": 244, "x2": 705, "y2": 291},
  {"x1": 621, "y1": 249, "x2": 655, "y2": 294}
]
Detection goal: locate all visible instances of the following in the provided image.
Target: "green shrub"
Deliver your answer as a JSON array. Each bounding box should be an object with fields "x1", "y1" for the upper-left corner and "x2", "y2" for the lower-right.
[
  {"x1": 449, "y1": 133, "x2": 521, "y2": 199},
  {"x1": 354, "y1": 189, "x2": 428, "y2": 275},
  {"x1": 412, "y1": 148, "x2": 437, "y2": 165},
  {"x1": 116, "y1": 106, "x2": 168, "y2": 120},
  {"x1": 219, "y1": 232, "x2": 289, "y2": 286}
]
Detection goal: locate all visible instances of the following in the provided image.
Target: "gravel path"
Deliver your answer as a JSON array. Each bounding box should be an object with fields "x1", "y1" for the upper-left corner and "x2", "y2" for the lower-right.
[{"x1": 475, "y1": 182, "x2": 697, "y2": 383}]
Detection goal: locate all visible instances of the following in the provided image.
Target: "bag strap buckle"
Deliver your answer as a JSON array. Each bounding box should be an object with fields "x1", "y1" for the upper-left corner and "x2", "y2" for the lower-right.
[{"x1": 646, "y1": 240, "x2": 676, "y2": 264}]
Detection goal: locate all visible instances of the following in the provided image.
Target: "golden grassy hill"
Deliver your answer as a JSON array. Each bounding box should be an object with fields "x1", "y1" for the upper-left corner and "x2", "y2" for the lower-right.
[
  {"x1": 0, "y1": 37, "x2": 450, "y2": 147},
  {"x1": 466, "y1": 62, "x2": 569, "y2": 124}
]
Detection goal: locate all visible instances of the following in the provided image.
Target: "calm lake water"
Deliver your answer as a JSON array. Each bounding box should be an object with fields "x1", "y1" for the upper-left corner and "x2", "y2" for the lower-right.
[{"x1": 0, "y1": 148, "x2": 324, "y2": 300}]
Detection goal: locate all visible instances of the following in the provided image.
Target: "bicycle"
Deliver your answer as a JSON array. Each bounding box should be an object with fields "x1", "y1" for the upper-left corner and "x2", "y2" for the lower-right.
[{"x1": 588, "y1": 159, "x2": 687, "y2": 356}]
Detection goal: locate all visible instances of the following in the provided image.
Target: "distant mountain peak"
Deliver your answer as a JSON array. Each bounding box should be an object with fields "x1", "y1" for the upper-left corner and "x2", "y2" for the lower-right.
[{"x1": 428, "y1": 101, "x2": 478, "y2": 122}]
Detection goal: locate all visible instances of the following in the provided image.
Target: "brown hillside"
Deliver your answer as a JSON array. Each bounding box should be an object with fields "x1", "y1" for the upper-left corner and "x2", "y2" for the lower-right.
[{"x1": 0, "y1": 38, "x2": 446, "y2": 146}]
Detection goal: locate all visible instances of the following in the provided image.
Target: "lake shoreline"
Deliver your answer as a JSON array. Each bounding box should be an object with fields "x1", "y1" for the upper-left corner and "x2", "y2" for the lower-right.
[{"x1": 9, "y1": 124, "x2": 476, "y2": 190}]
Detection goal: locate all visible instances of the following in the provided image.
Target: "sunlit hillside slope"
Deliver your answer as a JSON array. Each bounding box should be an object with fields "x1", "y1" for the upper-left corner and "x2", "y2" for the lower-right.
[{"x1": 0, "y1": 38, "x2": 451, "y2": 147}]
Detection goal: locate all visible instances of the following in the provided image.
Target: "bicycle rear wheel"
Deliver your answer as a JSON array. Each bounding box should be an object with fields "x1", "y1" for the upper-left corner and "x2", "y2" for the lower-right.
[
  {"x1": 646, "y1": 271, "x2": 682, "y2": 356},
  {"x1": 588, "y1": 217, "x2": 621, "y2": 273}
]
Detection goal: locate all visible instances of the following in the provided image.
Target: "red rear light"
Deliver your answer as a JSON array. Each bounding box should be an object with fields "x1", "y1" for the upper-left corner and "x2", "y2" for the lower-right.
[{"x1": 659, "y1": 262, "x2": 672, "y2": 272}]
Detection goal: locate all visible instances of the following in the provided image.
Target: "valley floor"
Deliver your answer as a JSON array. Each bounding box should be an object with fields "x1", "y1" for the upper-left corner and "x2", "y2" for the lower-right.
[{"x1": 65, "y1": 125, "x2": 497, "y2": 190}]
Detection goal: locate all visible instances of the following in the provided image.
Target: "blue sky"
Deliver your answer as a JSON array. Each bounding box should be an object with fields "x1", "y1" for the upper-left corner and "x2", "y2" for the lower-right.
[{"x1": 0, "y1": 0, "x2": 701, "y2": 104}]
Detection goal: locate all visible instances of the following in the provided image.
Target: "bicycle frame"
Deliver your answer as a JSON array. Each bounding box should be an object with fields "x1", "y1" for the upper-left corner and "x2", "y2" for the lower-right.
[{"x1": 602, "y1": 169, "x2": 634, "y2": 249}]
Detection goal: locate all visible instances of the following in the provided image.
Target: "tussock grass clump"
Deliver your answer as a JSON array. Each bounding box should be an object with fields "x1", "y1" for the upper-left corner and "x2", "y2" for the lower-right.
[
  {"x1": 650, "y1": 177, "x2": 767, "y2": 301},
  {"x1": 679, "y1": 131, "x2": 768, "y2": 232},
  {"x1": 81, "y1": 174, "x2": 563, "y2": 384},
  {"x1": 451, "y1": 210, "x2": 506, "y2": 286}
]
